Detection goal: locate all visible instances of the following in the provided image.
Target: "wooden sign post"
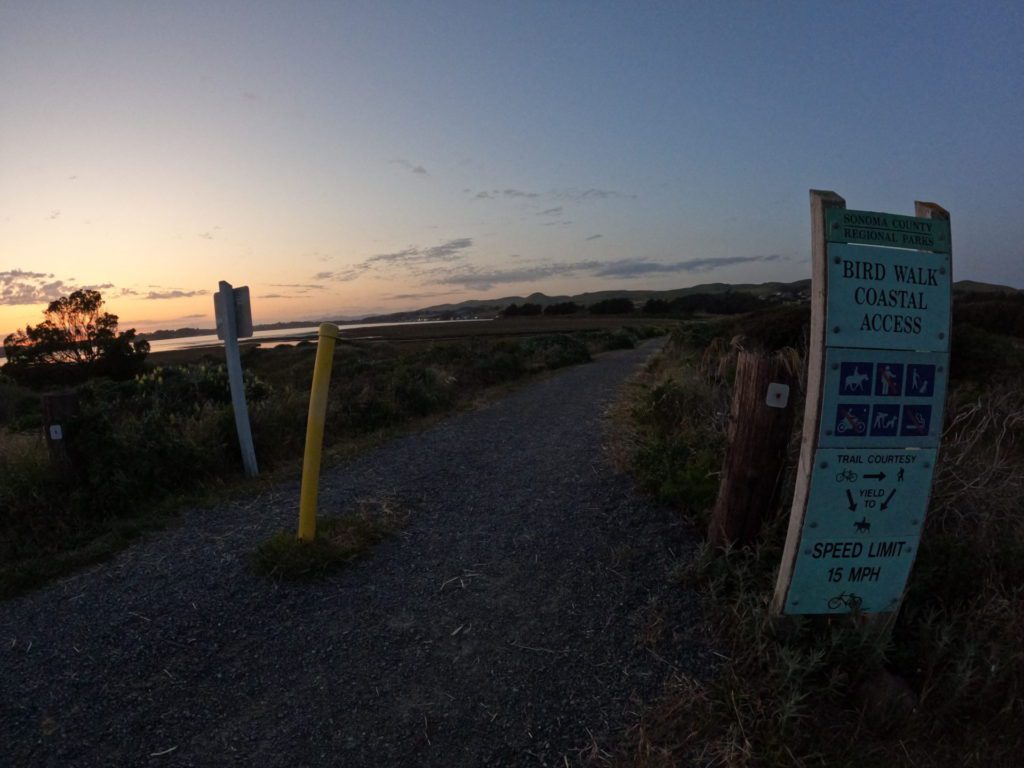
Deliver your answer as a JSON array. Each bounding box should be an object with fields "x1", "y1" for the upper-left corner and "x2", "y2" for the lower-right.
[{"x1": 772, "y1": 191, "x2": 951, "y2": 616}]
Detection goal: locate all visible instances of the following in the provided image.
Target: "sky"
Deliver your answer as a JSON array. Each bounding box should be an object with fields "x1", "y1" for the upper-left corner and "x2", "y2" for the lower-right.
[{"x1": 2, "y1": 1, "x2": 1023, "y2": 335}]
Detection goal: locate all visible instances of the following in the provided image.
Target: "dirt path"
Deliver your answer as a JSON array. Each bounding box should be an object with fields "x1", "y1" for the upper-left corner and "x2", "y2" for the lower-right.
[{"x1": 1, "y1": 340, "x2": 710, "y2": 767}]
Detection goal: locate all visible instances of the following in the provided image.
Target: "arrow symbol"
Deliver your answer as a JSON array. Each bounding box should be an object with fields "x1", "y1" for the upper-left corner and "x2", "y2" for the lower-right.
[
  {"x1": 864, "y1": 472, "x2": 886, "y2": 481},
  {"x1": 880, "y1": 488, "x2": 897, "y2": 510},
  {"x1": 845, "y1": 489, "x2": 857, "y2": 512}
]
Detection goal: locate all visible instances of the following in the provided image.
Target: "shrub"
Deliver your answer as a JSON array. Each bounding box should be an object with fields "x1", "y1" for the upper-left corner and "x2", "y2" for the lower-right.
[
  {"x1": 0, "y1": 377, "x2": 41, "y2": 429},
  {"x1": 953, "y1": 292, "x2": 1024, "y2": 338},
  {"x1": 669, "y1": 291, "x2": 764, "y2": 315},
  {"x1": 949, "y1": 322, "x2": 1024, "y2": 383},
  {"x1": 734, "y1": 303, "x2": 810, "y2": 352},
  {"x1": 391, "y1": 364, "x2": 455, "y2": 416},
  {"x1": 523, "y1": 334, "x2": 591, "y2": 369}
]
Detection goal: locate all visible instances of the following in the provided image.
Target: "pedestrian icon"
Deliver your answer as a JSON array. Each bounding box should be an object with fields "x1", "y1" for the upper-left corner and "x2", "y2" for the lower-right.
[
  {"x1": 875, "y1": 363, "x2": 904, "y2": 397},
  {"x1": 870, "y1": 404, "x2": 900, "y2": 436},
  {"x1": 901, "y1": 405, "x2": 932, "y2": 436},
  {"x1": 906, "y1": 364, "x2": 936, "y2": 397},
  {"x1": 839, "y1": 363, "x2": 872, "y2": 395},
  {"x1": 835, "y1": 404, "x2": 869, "y2": 436},
  {"x1": 897, "y1": 467, "x2": 905, "y2": 483}
]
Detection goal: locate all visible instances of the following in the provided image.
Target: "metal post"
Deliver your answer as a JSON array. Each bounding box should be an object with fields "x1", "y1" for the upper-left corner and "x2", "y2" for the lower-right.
[
  {"x1": 298, "y1": 323, "x2": 340, "y2": 541},
  {"x1": 218, "y1": 280, "x2": 259, "y2": 478}
]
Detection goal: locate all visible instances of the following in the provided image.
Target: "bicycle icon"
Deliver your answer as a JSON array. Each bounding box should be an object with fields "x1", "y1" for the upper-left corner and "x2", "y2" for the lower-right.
[
  {"x1": 835, "y1": 468, "x2": 858, "y2": 483},
  {"x1": 827, "y1": 592, "x2": 864, "y2": 611}
]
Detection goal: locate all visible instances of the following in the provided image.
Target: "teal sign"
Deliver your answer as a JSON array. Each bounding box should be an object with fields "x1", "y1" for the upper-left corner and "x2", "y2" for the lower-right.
[
  {"x1": 781, "y1": 203, "x2": 951, "y2": 616},
  {"x1": 826, "y1": 243, "x2": 951, "y2": 351},
  {"x1": 784, "y1": 447, "x2": 937, "y2": 614}
]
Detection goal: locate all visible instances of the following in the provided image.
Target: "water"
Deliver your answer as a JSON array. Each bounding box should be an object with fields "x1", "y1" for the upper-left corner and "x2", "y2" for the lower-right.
[{"x1": 146, "y1": 318, "x2": 488, "y2": 354}]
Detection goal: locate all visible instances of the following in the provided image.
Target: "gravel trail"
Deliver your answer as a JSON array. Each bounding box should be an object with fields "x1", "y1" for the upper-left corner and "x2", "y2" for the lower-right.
[{"x1": 1, "y1": 340, "x2": 710, "y2": 767}]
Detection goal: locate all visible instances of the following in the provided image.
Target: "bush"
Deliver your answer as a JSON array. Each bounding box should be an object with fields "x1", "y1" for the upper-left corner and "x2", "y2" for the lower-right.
[
  {"x1": 391, "y1": 365, "x2": 455, "y2": 416},
  {"x1": 523, "y1": 334, "x2": 591, "y2": 369},
  {"x1": 953, "y1": 292, "x2": 1024, "y2": 338},
  {"x1": 734, "y1": 303, "x2": 810, "y2": 352},
  {"x1": 669, "y1": 291, "x2": 765, "y2": 315},
  {"x1": 631, "y1": 376, "x2": 724, "y2": 514},
  {"x1": 950, "y1": 322, "x2": 1024, "y2": 383},
  {"x1": 0, "y1": 377, "x2": 41, "y2": 429}
]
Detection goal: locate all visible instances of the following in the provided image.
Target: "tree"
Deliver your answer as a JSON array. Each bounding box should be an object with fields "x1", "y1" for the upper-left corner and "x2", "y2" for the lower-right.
[
  {"x1": 3, "y1": 289, "x2": 149, "y2": 384},
  {"x1": 642, "y1": 299, "x2": 671, "y2": 315},
  {"x1": 544, "y1": 301, "x2": 580, "y2": 316},
  {"x1": 589, "y1": 297, "x2": 635, "y2": 315}
]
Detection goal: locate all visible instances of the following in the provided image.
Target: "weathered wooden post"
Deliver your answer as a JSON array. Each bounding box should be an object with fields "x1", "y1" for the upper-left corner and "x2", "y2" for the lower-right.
[
  {"x1": 708, "y1": 350, "x2": 797, "y2": 547},
  {"x1": 41, "y1": 389, "x2": 79, "y2": 473},
  {"x1": 772, "y1": 191, "x2": 951, "y2": 617}
]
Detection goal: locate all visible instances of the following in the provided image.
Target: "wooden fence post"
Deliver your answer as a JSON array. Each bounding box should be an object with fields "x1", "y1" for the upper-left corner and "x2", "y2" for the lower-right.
[
  {"x1": 41, "y1": 389, "x2": 80, "y2": 474},
  {"x1": 708, "y1": 350, "x2": 797, "y2": 547}
]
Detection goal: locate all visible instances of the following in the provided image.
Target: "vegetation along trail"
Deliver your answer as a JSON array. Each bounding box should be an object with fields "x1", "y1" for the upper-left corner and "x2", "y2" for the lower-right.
[{"x1": 1, "y1": 338, "x2": 711, "y2": 767}]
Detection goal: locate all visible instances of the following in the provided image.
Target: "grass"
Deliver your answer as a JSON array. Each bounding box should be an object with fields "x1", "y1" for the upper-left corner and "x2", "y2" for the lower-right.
[
  {"x1": 1, "y1": 323, "x2": 668, "y2": 598},
  {"x1": 604, "y1": 314, "x2": 1024, "y2": 767},
  {"x1": 252, "y1": 497, "x2": 407, "y2": 580}
]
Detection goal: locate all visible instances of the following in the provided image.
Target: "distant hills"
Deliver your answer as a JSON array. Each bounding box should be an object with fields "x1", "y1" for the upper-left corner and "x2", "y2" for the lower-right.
[
  {"x1": 137, "y1": 278, "x2": 1020, "y2": 341},
  {"x1": 359, "y1": 279, "x2": 815, "y2": 324}
]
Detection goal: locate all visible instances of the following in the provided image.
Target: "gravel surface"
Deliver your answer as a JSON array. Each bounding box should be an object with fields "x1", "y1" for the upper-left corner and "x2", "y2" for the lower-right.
[{"x1": 1, "y1": 340, "x2": 711, "y2": 767}]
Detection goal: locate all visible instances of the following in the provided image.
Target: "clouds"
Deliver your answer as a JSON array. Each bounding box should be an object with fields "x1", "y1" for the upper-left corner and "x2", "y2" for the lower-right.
[
  {"x1": 472, "y1": 189, "x2": 541, "y2": 200},
  {"x1": 392, "y1": 159, "x2": 428, "y2": 176},
  {"x1": 366, "y1": 237, "x2": 473, "y2": 266},
  {"x1": 430, "y1": 261, "x2": 602, "y2": 291},
  {"x1": 470, "y1": 187, "x2": 632, "y2": 203},
  {"x1": 270, "y1": 283, "x2": 326, "y2": 291},
  {"x1": 593, "y1": 254, "x2": 784, "y2": 278},
  {"x1": 0, "y1": 270, "x2": 114, "y2": 306},
  {"x1": 553, "y1": 188, "x2": 636, "y2": 202},
  {"x1": 144, "y1": 289, "x2": 210, "y2": 300},
  {"x1": 313, "y1": 237, "x2": 475, "y2": 284},
  {"x1": 423, "y1": 254, "x2": 786, "y2": 291},
  {"x1": 387, "y1": 291, "x2": 459, "y2": 301}
]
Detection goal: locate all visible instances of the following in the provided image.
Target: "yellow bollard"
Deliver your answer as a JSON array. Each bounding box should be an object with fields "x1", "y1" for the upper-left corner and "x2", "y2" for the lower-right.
[{"x1": 298, "y1": 323, "x2": 340, "y2": 541}]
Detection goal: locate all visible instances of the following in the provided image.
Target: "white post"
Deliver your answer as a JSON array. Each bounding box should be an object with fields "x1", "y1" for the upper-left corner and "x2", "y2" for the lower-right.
[{"x1": 218, "y1": 280, "x2": 259, "y2": 477}]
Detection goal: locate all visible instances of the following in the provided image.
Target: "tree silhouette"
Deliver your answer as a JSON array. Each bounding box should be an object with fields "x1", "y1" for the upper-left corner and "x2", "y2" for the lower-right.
[{"x1": 3, "y1": 289, "x2": 149, "y2": 383}]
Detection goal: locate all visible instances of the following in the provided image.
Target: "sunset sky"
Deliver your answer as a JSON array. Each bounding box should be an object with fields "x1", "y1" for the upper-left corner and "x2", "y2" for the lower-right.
[{"x1": 3, "y1": 2, "x2": 1023, "y2": 336}]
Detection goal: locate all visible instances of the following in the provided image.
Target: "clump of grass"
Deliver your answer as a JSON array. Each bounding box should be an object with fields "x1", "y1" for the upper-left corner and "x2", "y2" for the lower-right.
[
  {"x1": 252, "y1": 497, "x2": 406, "y2": 580},
  {"x1": 625, "y1": 335, "x2": 727, "y2": 519}
]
